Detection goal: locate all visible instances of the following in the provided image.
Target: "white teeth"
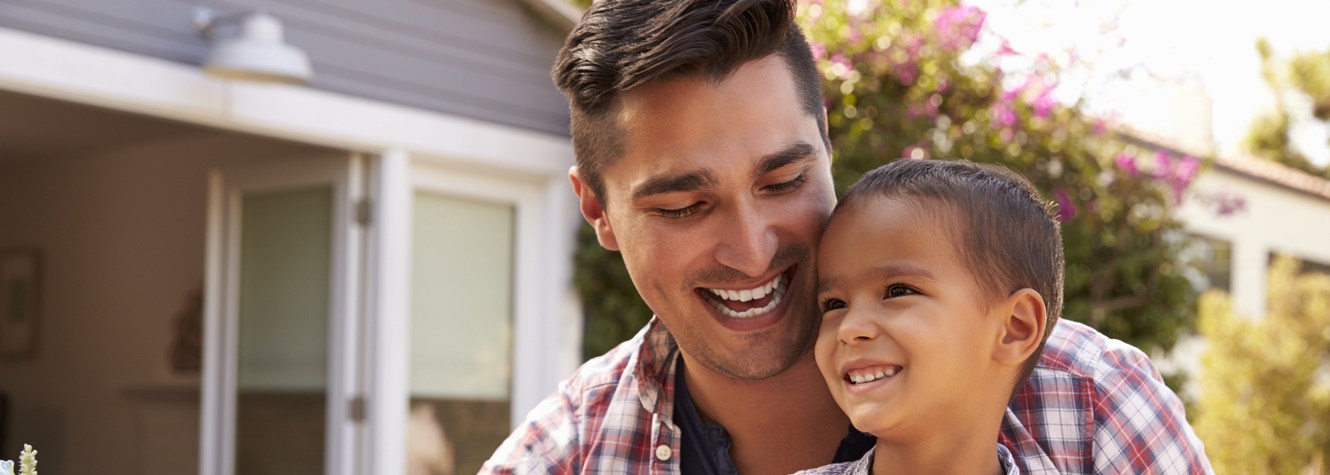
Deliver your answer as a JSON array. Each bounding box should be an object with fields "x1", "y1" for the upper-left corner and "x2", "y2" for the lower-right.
[
  {"x1": 706, "y1": 274, "x2": 784, "y2": 303},
  {"x1": 705, "y1": 274, "x2": 788, "y2": 319},
  {"x1": 849, "y1": 367, "x2": 900, "y2": 384}
]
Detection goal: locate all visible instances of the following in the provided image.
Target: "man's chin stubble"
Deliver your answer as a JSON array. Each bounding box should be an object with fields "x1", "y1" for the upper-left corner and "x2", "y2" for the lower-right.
[{"x1": 669, "y1": 279, "x2": 820, "y2": 381}]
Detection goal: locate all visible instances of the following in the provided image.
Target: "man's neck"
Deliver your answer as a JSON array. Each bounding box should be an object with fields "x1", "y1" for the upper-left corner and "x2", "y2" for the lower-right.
[{"x1": 681, "y1": 352, "x2": 849, "y2": 475}]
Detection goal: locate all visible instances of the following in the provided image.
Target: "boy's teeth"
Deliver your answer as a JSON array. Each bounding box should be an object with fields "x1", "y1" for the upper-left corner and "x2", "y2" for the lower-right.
[{"x1": 848, "y1": 366, "x2": 900, "y2": 384}]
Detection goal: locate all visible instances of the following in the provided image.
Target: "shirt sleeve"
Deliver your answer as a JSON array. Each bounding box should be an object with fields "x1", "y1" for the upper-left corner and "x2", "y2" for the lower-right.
[
  {"x1": 480, "y1": 380, "x2": 583, "y2": 475},
  {"x1": 1091, "y1": 339, "x2": 1215, "y2": 475}
]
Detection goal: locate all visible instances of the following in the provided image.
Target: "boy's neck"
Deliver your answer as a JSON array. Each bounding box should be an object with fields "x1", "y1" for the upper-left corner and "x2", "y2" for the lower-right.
[
  {"x1": 869, "y1": 411, "x2": 1007, "y2": 475},
  {"x1": 680, "y1": 351, "x2": 850, "y2": 475}
]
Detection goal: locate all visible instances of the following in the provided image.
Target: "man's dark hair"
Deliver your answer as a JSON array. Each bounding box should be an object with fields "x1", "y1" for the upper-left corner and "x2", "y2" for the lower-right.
[
  {"x1": 838, "y1": 159, "x2": 1065, "y2": 392},
  {"x1": 553, "y1": 0, "x2": 827, "y2": 203}
]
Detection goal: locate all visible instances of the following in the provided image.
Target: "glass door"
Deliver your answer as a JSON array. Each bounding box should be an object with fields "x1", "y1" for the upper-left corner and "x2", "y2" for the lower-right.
[
  {"x1": 202, "y1": 154, "x2": 366, "y2": 475},
  {"x1": 406, "y1": 192, "x2": 515, "y2": 475}
]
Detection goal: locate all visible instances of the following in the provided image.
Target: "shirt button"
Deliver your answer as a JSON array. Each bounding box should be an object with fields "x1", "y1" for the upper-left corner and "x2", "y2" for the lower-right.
[{"x1": 655, "y1": 444, "x2": 673, "y2": 461}]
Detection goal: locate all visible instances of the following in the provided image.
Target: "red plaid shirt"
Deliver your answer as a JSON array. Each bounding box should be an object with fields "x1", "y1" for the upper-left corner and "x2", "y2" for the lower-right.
[{"x1": 481, "y1": 319, "x2": 1213, "y2": 475}]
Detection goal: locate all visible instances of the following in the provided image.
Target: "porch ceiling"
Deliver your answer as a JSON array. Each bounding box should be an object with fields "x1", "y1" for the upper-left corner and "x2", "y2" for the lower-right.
[{"x1": 0, "y1": 89, "x2": 212, "y2": 164}]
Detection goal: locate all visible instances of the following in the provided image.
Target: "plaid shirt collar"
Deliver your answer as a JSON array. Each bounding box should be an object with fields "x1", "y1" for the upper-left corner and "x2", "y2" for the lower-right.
[{"x1": 632, "y1": 317, "x2": 682, "y2": 418}]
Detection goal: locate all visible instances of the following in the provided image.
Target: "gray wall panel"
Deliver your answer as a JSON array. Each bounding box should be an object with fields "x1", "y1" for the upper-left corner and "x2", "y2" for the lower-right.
[{"x1": 0, "y1": 0, "x2": 572, "y2": 136}]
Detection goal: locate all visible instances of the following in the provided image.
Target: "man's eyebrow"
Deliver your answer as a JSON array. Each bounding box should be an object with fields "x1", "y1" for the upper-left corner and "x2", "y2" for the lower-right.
[
  {"x1": 631, "y1": 169, "x2": 718, "y2": 201},
  {"x1": 753, "y1": 142, "x2": 818, "y2": 179},
  {"x1": 872, "y1": 263, "x2": 937, "y2": 282}
]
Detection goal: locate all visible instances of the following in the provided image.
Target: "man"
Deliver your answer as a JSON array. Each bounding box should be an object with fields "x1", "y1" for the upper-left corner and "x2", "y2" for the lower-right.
[{"x1": 483, "y1": 0, "x2": 1213, "y2": 473}]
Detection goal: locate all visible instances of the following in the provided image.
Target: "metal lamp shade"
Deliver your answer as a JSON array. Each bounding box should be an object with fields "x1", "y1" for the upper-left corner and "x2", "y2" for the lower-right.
[{"x1": 203, "y1": 13, "x2": 312, "y2": 84}]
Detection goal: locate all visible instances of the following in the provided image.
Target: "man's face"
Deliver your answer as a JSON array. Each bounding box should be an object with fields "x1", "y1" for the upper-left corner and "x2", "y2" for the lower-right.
[{"x1": 576, "y1": 56, "x2": 836, "y2": 380}]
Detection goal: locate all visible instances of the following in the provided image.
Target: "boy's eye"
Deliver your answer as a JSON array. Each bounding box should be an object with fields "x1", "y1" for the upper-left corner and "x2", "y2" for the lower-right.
[
  {"x1": 820, "y1": 297, "x2": 846, "y2": 313},
  {"x1": 884, "y1": 284, "x2": 917, "y2": 299}
]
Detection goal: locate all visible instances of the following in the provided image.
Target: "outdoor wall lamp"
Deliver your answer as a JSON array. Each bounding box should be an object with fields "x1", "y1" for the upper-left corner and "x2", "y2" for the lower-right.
[{"x1": 193, "y1": 6, "x2": 312, "y2": 84}]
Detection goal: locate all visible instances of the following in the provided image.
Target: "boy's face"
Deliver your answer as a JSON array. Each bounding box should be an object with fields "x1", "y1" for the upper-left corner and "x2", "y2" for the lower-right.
[{"x1": 814, "y1": 196, "x2": 1010, "y2": 437}]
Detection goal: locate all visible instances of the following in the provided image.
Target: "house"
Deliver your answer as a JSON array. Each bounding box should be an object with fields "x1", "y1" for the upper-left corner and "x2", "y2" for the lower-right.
[
  {"x1": 0, "y1": 1, "x2": 585, "y2": 474},
  {"x1": 1117, "y1": 79, "x2": 1330, "y2": 316},
  {"x1": 1117, "y1": 78, "x2": 1330, "y2": 398}
]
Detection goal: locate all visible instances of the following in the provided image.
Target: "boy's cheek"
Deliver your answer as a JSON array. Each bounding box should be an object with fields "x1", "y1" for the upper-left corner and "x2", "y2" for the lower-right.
[{"x1": 813, "y1": 331, "x2": 838, "y2": 379}]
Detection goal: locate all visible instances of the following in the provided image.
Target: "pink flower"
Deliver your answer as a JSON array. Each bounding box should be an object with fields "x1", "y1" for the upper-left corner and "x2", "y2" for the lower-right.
[
  {"x1": 933, "y1": 5, "x2": 986, "y2": 52},
  {"x1": 810, "y1": 42, "x2": 827, "y2": 61},
  {"x1": 991, "y1": 103, "x2": 1017, "y2": 128},
  {"x1": 1053, "y1": 188, "x2": 1077, "y2": 221},
  {"x1": 1217, "y1": 194, "x2": 1247, "y2": 216},
  {"x1": 1151, "y1": 150, "x2": 1173, "y2": 179},
  {"x1": 1174, "y1": 155, "x2": 1200, "y2": 185},
  {"x1": 996, "y1": 39, "x2": 1018, "y2": 56},
  {"x1": 1200, "y1": 188, "x2": 1248, "y2": 217},
  {"x1": 1092, "y1": 117, "x2": 1108, "y2": 136},
  {"x1": 1166, "y1": 155, "x2": 1201, "y2": 202},
  {"x1": 1115, "y1": 152, "x2": 1138, "y2": 176},
  {"x1": 848, "y1": 29, "x2": 863, "y2": 46},
  {"x1": 1032, "y1": 87, "x2": 1055, "y2": 118}
]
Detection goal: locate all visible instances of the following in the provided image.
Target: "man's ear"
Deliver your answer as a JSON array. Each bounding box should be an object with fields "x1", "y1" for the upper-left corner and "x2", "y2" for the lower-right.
[
  {"x1": 992, "y1": 288, "x2": 1047, "y2": 367},
  {"x1": 570, "y1": 166, "x2": 619, "y2": 251}
]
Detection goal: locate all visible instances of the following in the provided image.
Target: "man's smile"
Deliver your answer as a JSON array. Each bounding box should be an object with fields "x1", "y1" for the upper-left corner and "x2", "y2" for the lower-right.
[{"x1": 695, "y1": 265, "x2": 799, "y2": 322}]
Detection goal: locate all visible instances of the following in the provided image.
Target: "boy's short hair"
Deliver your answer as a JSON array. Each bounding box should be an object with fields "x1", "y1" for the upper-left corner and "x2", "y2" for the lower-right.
[
  {"x1": 552, "y1": 0, "x2": 827, "y2": 204},
  {"x1": 837, "y1": 159, "x2": 1065, "y2": 390}
]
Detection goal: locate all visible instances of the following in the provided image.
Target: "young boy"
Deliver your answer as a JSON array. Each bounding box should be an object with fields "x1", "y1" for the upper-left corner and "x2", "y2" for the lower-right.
[{"x1": 802, "y1": 159, "x2": 1065, "y2": 475}]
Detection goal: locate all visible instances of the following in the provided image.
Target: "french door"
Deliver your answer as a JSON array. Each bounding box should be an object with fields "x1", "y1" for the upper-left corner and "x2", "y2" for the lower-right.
[{"x1": 201, "y1": 153, "x2": 367, "y2": 475}]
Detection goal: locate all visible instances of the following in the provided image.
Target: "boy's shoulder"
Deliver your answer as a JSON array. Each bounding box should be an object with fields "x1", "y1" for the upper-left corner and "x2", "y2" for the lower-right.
[{"x1": 1034, "y1": 319, "x2": 1161, "y2": 384}]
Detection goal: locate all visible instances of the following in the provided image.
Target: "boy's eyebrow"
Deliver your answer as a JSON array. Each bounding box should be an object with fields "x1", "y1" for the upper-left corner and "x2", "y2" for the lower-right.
[
  {"x1": 818, "y1": 276, "x2": 839, "y2": 294},
  {"x1": 632, "y1": 169, "x2": 718, "y2": 200},
  {"x1": 752, "y1": 142, "x2": 817, "y2": 179},
  {"x1": 872, "y1": 263, "x2": 937, "y2": 283},
  {"x1": 818, "y1": 263, "x2": 937, "y2": 294}
]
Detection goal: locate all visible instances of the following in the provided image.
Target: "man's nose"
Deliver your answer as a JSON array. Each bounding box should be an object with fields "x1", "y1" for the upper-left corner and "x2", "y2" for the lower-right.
[
  {"x1": 713, "y1": 199, "x2": 778, "y2": 278},
  {"x1": 838, "y1": 304, "x2": 879, "y2": 344}
]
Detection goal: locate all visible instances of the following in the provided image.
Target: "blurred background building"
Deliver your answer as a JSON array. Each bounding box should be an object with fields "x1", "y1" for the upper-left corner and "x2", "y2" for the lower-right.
[{"x1": 0, "y1": 1, "x2": 585, "y2": 475}]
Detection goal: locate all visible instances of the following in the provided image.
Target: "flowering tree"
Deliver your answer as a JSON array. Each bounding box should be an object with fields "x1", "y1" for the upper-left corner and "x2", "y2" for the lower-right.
[
  {"x1": 574, "y1": 0, "x2": 1202, "y2": 372},
  {"x1": 799, "y1": 0, "x2": 1198, "y2": 357}
]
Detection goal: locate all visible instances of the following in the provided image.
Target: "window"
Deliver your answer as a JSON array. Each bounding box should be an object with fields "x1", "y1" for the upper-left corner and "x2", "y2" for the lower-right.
[{"x1": 1185, "y1": 235, "x2": 1232, "y2": 292}]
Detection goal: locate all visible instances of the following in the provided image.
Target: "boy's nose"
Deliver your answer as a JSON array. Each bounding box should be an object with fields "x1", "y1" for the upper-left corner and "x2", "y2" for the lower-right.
[{"x1": 838, "y1": 305, "x2": 880, "y2": 344}]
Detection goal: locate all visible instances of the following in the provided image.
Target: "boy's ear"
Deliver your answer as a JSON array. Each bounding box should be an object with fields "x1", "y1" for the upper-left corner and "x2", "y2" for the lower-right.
[
  {"x1": 570, "y1": 166, "x2": 619, "y2": 251},
  {"x1": 992, "y1": 288, "x2": 1047, "y2": 367}
]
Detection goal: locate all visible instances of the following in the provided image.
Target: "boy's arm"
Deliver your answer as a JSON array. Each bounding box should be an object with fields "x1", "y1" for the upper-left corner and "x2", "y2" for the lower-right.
[
  {"x1": 480, "y1": 381, "x2": 583, "y2": 475},
  {"x1": 1092, "y1": 339, "x2": 1214, "y2": 475}
]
